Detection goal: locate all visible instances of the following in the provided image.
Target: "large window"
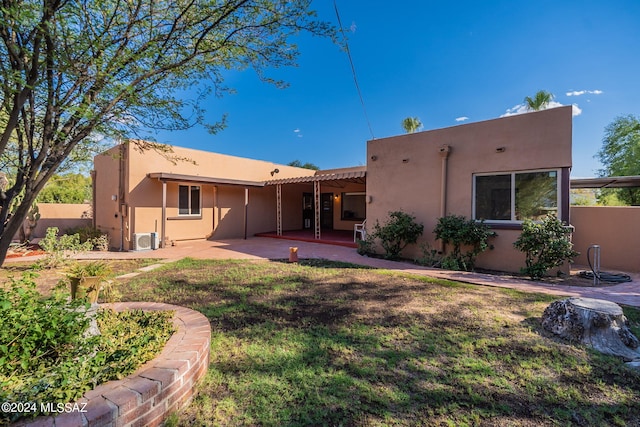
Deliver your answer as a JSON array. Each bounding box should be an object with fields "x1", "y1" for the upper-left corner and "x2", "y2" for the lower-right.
[
  {"x1": 474, "y1": 170, "x2": 559, "y2": 222},
  {"x1": 178, "y1": 185, "x2": 201, "y2": 216},
  {"x1": 341, "y1": 192, "x2": 366, "y2": 220}
]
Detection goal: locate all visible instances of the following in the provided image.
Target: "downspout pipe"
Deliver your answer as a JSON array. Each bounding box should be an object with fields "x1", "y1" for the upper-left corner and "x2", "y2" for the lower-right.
[{"x1": 438, "y1": 145, "x2": 451, "y2": 252}]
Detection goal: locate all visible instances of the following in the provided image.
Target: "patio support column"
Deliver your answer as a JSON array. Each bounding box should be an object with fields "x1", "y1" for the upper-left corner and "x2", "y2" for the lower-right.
[
  {"x1": 161, "y1": 180, "x2": 167, "y2": 248},
  {"x1": 276, "y1": 184, "x2": 282, "y2": 236},
  {"x1": 314, "y1": 180, "x2": 321, "y2": 240},
  {"x1": 244, "y1": 187, "x2": 249, "y2": 240}
]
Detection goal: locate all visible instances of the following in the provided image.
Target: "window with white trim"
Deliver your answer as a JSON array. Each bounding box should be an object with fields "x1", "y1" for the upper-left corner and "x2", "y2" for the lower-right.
[
  {"x1": 473, "y1": 170, "x2": 559, "y2": 222},
  {"x1": 178, "y1": 185, "x2": 201, "y2": 216}
]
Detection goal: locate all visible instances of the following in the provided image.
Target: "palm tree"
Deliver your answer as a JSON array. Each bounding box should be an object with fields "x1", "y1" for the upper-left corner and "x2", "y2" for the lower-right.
[
  {"x1": 524, "y1": 90, "x2": 554, "y2": 111},
  {"x1": 401, "y1": 117, "x2": 423, "y2": 133}
]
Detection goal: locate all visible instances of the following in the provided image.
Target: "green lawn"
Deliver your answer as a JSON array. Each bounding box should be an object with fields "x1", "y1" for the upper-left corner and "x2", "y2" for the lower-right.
[{"x1": 119, "y1": 258, "x2": 640, "y2": 427}]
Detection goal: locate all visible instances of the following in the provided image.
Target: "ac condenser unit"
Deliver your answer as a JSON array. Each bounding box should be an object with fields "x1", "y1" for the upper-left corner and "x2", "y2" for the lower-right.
[{"x1": 133, "y1": 232, "x2": 153, "y2": 251}]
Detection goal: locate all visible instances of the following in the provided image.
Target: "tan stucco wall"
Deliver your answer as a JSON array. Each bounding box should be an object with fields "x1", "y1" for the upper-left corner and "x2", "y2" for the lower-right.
[
  {"x1": 93, "y1": 145, "x2": 124, "y2": 249},
  {"x1": 366, "y1": 106, "x2": 573, "y2": 272},
  {"x1": 94, "y1": 142, "x2": 317, "y2": 248},
  {"x1": 571, "y1": 206, "x2": 640, "y2": 272},
  {"x1": 31, "y1": 203, "x2": 93, "y2": 238}
]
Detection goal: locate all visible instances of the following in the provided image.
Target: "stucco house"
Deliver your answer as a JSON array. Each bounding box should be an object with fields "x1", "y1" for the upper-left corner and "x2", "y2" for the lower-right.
[
  {"x1": 93, "y1": 105, "x2": 638, "y2": 273},
  {"x1": 92, "y1": 143, "x2": 366, "y2": 251},
  {"x1": 367, "y1": 106, "x2": 572, "y2": 272}
]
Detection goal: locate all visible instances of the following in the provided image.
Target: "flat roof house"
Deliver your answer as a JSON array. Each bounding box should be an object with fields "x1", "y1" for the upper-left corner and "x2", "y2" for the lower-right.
[
  {"x1": 93, "y1": 106, "x2": 579, "y2": 273},
  {"x1": 93, "y1": 143, "x2": 366, "y2": 251},
  {"x1": 366, "y1": 106, "x2": 573, "y2": 272}
]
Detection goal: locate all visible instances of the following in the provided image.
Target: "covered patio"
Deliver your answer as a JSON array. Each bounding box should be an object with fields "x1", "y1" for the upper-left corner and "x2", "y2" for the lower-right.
[{"x1": 265, "y1": 167, "x2": 366, "y2": 243}]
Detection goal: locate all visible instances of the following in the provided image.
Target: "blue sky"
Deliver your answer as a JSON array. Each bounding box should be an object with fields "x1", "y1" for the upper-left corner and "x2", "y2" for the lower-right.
[{"x1": 152, "y1": 0, "x2": 640, "y2": 178}]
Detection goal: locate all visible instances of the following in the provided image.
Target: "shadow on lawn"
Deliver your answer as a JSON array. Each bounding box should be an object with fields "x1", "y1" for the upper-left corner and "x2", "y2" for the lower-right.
[{"x1": 121, "y1": 260, "x2": 640, "y2": 426}]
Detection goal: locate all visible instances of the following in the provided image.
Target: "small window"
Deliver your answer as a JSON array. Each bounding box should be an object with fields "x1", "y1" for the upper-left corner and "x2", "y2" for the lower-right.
[
  {"x1": 341, "y1": 192, "x2": 366, "y2": 220},
  {"x1": 474, "y1": 170, "x2": 559, "y2": 222},
  {"x1": 178, "y1": 185, "x2": 201, "y2": 216}
]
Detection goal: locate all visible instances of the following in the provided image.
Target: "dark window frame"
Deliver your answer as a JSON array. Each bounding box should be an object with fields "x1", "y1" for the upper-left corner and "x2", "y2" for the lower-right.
[
  {"x1": 340, "y1": 192, "x2": 366, "y2": 221},
  {"x1": 473, "y1": 169, "x2": 561, "y2": 223}
]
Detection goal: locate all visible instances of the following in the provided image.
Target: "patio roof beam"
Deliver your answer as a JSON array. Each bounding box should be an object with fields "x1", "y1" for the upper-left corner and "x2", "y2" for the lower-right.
[
  {"x1": 148, "y1": 172, "x2": 264, "y2": 188},
  {"x1": 570, "y1": 176, "x2": 640, "y2": 189}
]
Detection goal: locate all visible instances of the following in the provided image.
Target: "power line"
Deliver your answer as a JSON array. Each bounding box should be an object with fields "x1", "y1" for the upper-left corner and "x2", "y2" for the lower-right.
[{"x1": 333, "y1": 0, "x2": 375, "y2": 140}]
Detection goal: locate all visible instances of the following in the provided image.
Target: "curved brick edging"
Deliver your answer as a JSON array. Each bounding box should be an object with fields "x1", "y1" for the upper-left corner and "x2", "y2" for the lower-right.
[{"x1": 15, "y1": 302, "x2": 211, "y2": 427}]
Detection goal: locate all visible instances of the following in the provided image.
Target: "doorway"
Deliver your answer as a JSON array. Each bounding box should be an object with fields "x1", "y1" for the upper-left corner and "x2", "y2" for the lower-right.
[
  {"x1": 320, "y1": 193, "x2": 334, "y2": 229},
  {"x1": 302, "y1": 192, "x2": 334, "y2": 230}
]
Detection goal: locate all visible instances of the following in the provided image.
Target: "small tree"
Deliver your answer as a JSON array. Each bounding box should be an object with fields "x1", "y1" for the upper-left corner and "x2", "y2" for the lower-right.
[
  {"x1": 371, "y1": 211, "x2": 424, "y2": 260},
  {"x1": 513, "y1": 215, "x2": 579, "y2": 280},
  {"x1": 433, "y1": 214, "x2": 495, "y2": 271}
]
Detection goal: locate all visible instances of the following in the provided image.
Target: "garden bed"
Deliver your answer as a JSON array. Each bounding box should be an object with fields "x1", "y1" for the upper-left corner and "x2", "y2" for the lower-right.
[{"x1": 13, "y1": 302, "x2": 211, "y2": 427}]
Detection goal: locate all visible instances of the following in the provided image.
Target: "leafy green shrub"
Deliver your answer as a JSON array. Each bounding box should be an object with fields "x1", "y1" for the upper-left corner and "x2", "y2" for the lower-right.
[
  {"x1": 65, "y1": 225, "x2": 110, "y2": 251},
  {"x1": 0, "y1": 273, "x2": 93, "y2": 411},
  {"x1": 513, "y1": 215, "x2": 579, "y2": 280},
  {"x1": 38, "y1": 227, "x2": 94, "y2": 267},
  {"x1": 370, "y1": 211, "x2": 424, "y2": 259},
  {"x1": 415, "y1": 242, "x2": 440, "y2": 267},
  {"x1": 356, "y1": 234, "x2": 375, "y2": 256},
  {"x1": 433, "y1": 214, "x2": 495, "y2": 271},
  {"x1": 0, "y1": 274, "x2": 175, "y2": 422}
]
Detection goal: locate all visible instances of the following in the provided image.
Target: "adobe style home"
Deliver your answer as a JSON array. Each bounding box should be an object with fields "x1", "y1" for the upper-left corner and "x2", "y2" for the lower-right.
[
  {"x1": 92, "y1": 143, "x2": 366, "y2": 251},
  {"x1": 92, "y1": 105, "x2": 638, "y2": 273},
  {"x1": 367, "y1": 106, "x2": 572, "y2": 272}
]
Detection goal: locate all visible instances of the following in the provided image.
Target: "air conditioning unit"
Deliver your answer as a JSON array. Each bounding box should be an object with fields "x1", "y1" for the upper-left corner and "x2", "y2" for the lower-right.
[{"x1": 133, "y1": 232, "x2": 154, "y2": 251}]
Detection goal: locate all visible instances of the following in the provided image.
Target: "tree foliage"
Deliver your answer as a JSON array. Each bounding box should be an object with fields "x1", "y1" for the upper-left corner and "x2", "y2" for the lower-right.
[
  {"x1": 524, "y1": 90, "x2": 554, "y2": 111},
  {"x1": 288, "y1": 160, "x2": 320, "y2": 170},
  {"x1": 595, "y1": 114, "x2": 640, "y2": 205},
  {"x1": 0, "y1": 0, "x2": 334, "y2": 264},
  {"x1": 38, "y1": 173, "x2": 92, "y2": 203},
  {"x1": 401, "y1": 117, "x2": 423, "y2": 133}
]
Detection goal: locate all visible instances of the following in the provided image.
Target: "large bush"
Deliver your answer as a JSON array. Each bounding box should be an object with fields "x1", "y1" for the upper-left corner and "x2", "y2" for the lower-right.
[
  {"x1": 0, "y1": 274, "x2": 174, "y2": 422},
  {"x1": 433, "y1": 214, "x2": 495, "y2": 271},
  {"x1": 370, "y1": 211, "x2": 424, "y2": 260},
  {"x1": 513, "y1": 215, "x2": 579, "y2": 280}
]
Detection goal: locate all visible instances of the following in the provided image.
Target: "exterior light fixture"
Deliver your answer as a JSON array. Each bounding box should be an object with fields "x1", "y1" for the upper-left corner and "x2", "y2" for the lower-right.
[
  {"x1": 111, "y1": 194, "x2": 118, "y2": 201},
  {"x1": 270, "y1": 168, "x2": 280, "y2": 176}
]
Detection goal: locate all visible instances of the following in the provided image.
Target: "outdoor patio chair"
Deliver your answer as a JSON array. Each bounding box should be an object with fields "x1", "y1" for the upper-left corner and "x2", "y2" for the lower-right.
[{"x1": 354, "y1": 219, "x2": 366, "y2": 242}]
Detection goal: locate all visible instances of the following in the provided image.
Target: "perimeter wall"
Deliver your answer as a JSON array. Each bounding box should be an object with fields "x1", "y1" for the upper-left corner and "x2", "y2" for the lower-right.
[{"x1": 571, "y1": 206, "x2": 640, "y2": 272}]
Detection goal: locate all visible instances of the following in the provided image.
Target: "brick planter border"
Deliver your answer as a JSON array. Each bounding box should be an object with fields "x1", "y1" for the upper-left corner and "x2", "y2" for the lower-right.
[{"x1": 16, "y1": 302, "x2": 211, "y2": 427}]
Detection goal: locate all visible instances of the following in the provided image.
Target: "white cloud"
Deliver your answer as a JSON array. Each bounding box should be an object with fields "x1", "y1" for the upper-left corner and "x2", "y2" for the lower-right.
[
  {"x1": 455, "y1": 116, "x2": 469, "y2": 122},
  {"x1": 501, "y1": 101, "x2": 582, "y2": 118},
  {"x1": 566, "y1": 89, "x2": 603, "y2": 97},
  {"x1": 501, "y1": 104, "x2": 529, "y2": 117},
  {"x1": 571, "y1": 103, "x2": 582, "y2": 116},
  {"x1": 293, "y1": 128, "x2": 303, "y2": 138}
]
